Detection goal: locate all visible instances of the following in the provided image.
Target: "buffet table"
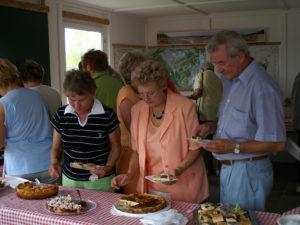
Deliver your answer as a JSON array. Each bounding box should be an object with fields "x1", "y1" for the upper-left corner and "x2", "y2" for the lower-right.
[{"x1": 0, "y1": 186, "x2": 298, "y2": 225}]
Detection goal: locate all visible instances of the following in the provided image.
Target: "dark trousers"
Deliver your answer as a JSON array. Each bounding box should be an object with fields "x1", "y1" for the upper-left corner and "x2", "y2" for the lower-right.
[
  {"x1": 202, "y1": 134, "x2": 219, "y2": 175},
  {"x1": 297, "y1": 130, "x2": 300, "y2": 181}
]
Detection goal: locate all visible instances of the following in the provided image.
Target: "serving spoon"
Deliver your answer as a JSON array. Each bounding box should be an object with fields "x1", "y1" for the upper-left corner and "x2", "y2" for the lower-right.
[{"x1": 76, "y1": 189, "x2": 87, "y2": 207}]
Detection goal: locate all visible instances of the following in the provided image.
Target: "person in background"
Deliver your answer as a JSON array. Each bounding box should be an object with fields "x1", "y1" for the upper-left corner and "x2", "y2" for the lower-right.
[
  {"x1": 115, "y1": 51, "x2": 146, "y2": 193},
  {"x1": 81, "y1": 49, "x2": 123, "y2": 112},
  {"x1": 19, "y1": 60, "x2": 62, "y2": 117},
  {"x1": 190, "y1": 61, "x2": 222, "y2": 175},
  {"x1": 292, "y1": 73, "x2": 300, "y2": 146},
  {"x1": 79, "y1": 60, "x2": 125, "y2": 85},
  {"x1": 0, "y1": 58, "x2": 55, "y2": 183},
  {"x1": 291, "y1": 73, "x2": 300, "y2": 182},
  {"x1": 49, "y1": 70, "x2": 121, "y2": 191},
  {"x1": 198, "y1": 30, "x2": 286, "y2": 211},
  {"x1": 108, "y1": 65, "x2": 125, "y2": 85},
  {"x1": 112, "y1": 60, "x2": 209, "y2": 203},
  {"x1": 190, "y1": 61, "x2": 222, "y2": 123}
]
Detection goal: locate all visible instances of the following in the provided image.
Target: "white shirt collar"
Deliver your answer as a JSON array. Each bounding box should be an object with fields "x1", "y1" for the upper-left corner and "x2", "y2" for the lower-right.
[
  {"x1": 64, "y1": 99, "x2": 105, "y2": 127},
  {"x1": 64, "y1": 98, "x2": 105, "y2": 115}
]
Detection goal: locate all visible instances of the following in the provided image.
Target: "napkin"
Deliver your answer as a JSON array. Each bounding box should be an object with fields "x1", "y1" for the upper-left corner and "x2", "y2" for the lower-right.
[{"x1": 140, "y1": 209, "x2": 188, "y2": 225}]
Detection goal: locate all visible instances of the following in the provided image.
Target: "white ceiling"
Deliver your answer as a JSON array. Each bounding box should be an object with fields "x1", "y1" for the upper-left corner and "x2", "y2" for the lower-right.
[{"x1": 73, "y1": 0, "x2": 300, "y2": 17}]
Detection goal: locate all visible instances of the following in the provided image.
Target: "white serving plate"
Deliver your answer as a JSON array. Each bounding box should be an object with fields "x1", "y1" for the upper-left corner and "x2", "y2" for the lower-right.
[
  {"x1": 277, "y1": 214, "x2": 300, "y2": 225},
  {"x1": 111, "y1": 201, "x2": 171, "y2": 218},
  {"x1": 4, "y1": 176, "x2": 29, "y2": 189}
]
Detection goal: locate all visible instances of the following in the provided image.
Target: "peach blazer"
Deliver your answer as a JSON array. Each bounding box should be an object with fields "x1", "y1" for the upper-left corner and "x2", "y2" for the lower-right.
[{"x1": 131, "y1": 90, "x2": 209, "y2": 203}]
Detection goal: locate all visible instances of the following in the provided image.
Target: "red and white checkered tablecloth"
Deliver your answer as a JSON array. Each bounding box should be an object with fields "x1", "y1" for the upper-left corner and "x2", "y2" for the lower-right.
[
  {"x1": 1, "y1": 186, "x2": 297, "y2": 225},
  {"x1": 282, "y1": 206, "x2": 300, "y2": 215},
  {"x1": 256, "y1": 211, "x2": 281, "y2": 225},
  {"x1": 0, "y1": 187, "x2": 199, "y2": 225}
]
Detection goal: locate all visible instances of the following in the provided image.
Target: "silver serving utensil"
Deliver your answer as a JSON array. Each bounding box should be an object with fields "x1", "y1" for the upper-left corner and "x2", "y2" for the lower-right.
[
  {"x1": 35, "y1": 178, "x2": 41, "y2": 185},
  {"x1": 76, "y1": 189, "x2": 87, "y2": 207}
]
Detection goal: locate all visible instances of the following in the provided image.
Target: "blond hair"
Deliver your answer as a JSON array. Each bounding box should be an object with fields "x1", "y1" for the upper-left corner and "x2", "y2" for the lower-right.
[
  {"x1": 118, "y1": 51, "x2": 146, "y2": 84},
  {"x1": 131, "y1": 60, "x2": 168, "y2": 88},
  {"x1": 0, "y1": 58, "x2": 22, "y2": 88}
]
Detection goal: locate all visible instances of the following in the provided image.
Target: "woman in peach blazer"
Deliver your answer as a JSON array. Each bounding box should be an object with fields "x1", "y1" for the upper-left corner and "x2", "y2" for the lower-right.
[{"x1": 112, "y1": 60, "x2": 209, "y2": 203}]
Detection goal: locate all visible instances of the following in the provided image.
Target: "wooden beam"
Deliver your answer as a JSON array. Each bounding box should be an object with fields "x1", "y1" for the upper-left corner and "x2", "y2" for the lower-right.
[
  {"x1": 112, "y1": 43, "x2": 145, "y2": 48},
  {"x1": 63, "y1": 11, "x2": 109, "y2": 25},
  {"x1": 0, "y1": 0, "x2": 49, "y2": 13}
]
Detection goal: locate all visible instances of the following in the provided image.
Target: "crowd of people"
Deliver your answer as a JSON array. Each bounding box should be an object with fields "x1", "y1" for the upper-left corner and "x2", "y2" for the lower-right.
[{"x1": 0, "y1": 30, "x2": 288, "y2": 211}]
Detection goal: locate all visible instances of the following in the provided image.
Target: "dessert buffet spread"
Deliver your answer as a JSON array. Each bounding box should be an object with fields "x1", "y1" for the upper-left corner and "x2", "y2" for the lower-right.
[
  {"x1": 115, "y1": 193, "x2": 166, "y2": 214},
  {"x1": 195, "y1": 203, "x2": 252, "y2": 225},
  {"x1": 16, "y1": 182, "x2": 59, "y2": 200}
]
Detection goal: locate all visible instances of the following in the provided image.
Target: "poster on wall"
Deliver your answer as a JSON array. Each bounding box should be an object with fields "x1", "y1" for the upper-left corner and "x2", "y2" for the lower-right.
[
  {"x1": 149, "y1": 47, "x2": 206, "y2": 90},
  {"x1": 112, "y1": 44, "x2": 146, "y2": 69},
  {"x1": 249, "y1": 45, "x2": 279, "y2": 83},
  {"x1": 112, "y1": 43, "x2": 279, "y2": 92},
  {"x1": 157, "y1": 28, "x2": 266, "y2": 45}
]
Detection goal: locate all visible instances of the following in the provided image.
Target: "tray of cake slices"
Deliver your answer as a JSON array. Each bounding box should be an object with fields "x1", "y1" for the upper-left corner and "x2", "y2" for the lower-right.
[{"x1": 194, "y1": 203, "x2": 258, "y2": 225}]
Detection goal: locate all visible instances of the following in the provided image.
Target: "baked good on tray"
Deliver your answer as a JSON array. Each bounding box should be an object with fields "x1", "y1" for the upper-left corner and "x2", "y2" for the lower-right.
[
  {"x1": 196, "y1": 203, "x2": 252, "y2": 225},
  {"x1": 46, "y1": 195, "x2": 83, "y2": 214},
  {"x1": 16, "y1": 182, "x2": 58, "y2": 200},
  {"x1": 115, "y1": 193, "x2": 166, "y2": 214}
]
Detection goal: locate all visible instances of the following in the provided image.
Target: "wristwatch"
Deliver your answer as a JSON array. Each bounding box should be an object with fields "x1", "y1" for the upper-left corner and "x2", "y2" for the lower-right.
[{"x1": 233, "y1": 143, "x2": 240, "y2": 154}]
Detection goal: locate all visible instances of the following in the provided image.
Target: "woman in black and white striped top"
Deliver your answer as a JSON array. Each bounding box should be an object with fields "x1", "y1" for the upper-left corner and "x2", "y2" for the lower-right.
[{"x1": 49, "y1": 70, "x2": 121, "y2": 192}]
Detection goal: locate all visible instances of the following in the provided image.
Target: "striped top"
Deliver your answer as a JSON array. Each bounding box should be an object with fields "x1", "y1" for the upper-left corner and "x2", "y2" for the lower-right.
[{"x1": 51, "y1": 99, "x2": 119, "y2": 181}]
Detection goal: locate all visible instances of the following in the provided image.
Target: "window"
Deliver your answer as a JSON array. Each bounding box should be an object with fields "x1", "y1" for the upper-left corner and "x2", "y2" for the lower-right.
[{"x1": 64, "y1": 21, "x2": 107, "y2": 71}]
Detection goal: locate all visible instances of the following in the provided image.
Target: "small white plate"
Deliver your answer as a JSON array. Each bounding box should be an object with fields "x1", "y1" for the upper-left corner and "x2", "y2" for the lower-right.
[
  {"x1": 190, "y1": 137, "x2": 211, "y2": 144},
  {"x1": 4, "y1": 176, "x2": 29, "y2": 189},
  {"x1": 277, "y1": 214, "x2": 300, "y2": 225},
  {"x1": 145, "y1": 175, "x2": 177, "y2": 184}
]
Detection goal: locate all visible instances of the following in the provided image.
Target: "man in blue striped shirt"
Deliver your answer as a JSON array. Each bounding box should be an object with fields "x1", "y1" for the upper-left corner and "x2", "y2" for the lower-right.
[{"x1": 199, "y1": 30, "x2": 286, "y2": 211}]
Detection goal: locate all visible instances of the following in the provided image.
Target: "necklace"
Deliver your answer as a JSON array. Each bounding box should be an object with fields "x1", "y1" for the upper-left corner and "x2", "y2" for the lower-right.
[{"x1": 152, "y1": 110, "x2": 164, "y2": 120}]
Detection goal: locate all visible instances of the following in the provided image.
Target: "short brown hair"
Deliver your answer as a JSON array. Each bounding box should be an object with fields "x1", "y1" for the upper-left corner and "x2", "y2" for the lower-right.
[
  {"x1": 63, "y1": 70, "x2": 96, "y2": 95},
  {"x1": 0, "y1": 58, "x2": 23, "y2": 88},
  {"x1": 19, "y1": 60, "x2": 44, "y2": 82},
  {"x1": 81, "y1": 49, "x2": 108, "y2": 72}
]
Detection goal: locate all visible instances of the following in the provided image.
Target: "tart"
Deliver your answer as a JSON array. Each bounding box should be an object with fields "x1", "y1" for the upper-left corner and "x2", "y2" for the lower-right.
[
  {"x1": 115, "y1": 193, "x2": 166, "y2": 214},
  {"x1": 46, "y1": 195, "x2": 83, "y2": 214},
  {"x1": 16, "y1": 182, "x2": 58, "y2": 200}
]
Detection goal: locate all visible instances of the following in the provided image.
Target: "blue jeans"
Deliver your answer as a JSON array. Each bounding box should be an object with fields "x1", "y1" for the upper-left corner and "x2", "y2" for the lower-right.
[{"x1": 220, "y1": 157, "x2": 273, "y2": 211}]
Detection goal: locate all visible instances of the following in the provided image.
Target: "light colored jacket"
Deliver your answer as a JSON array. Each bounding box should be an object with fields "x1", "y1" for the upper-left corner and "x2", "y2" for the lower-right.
[{"x1": 131, "y1": 90, "x2": 209, "y2": 203}]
